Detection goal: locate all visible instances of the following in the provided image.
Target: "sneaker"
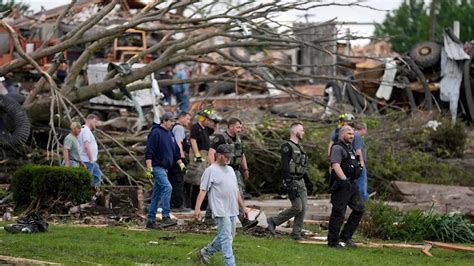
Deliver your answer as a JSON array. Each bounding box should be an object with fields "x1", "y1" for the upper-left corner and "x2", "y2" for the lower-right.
[
  {"x1": 197, "y1": 248, "x2": 210, "y2": 265},
  {"x1": 146, "y1": 221, "x2": 161, "y2": 230},
  {"x1": 328, "y1": 242, "x2": 346, "y2": 249},
  {"x1": 266, "y1": 217, "x2": 276, "y2": 235},
  {"x1": 161, "y1": 217, "x2": 177, "y2": 228},
  {"x1": 341, "y1": 239, "x2": 358, "y2": 248},
  {"x1": 241, "y1": 219, "x2": 258, "y2": 230}
]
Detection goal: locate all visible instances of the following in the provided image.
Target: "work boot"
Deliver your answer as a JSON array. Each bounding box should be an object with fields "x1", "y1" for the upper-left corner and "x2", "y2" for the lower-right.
[
  {"x1": 291, "y1": 235, "x2": 304, "y2": 241},
  {"x1": 197, "y1": 248, "x2": 210, "y2": 265},
  {"x1": 341, "y1": 239, "x2": 358, "y2": 248},
  {"x1": 146, "y1": 221, "x2": 161, "y2": 230},
  {"x1": 241, "y1": 219, "x2": 258, "y2": 230},
  {"x1": 266, "y1": 217, "x2": 276, "y2": 235},
  {"x1": 161, "y1": 217, "x2": 177, "y2": 228}
]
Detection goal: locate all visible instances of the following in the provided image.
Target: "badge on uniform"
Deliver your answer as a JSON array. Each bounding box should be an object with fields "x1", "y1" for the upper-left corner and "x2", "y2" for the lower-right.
[{"x1": 282, "y1": 146, "x2": 290, "y2": 153}]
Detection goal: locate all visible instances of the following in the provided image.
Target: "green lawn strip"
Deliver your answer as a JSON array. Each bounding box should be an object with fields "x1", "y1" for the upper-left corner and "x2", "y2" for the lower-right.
[{"x1": 0, "y1": 225, "x2": 473, "y2": 265}]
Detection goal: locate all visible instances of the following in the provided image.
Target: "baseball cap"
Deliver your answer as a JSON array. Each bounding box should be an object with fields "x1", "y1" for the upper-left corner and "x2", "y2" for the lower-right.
[{"x1": 216, "y1": 144, "x2": 234, "y2": 158}]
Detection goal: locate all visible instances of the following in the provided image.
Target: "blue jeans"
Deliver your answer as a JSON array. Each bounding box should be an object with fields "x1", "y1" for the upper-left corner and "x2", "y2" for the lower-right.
[
  {"x1": 357, "y1": 166, "x2": 368, "y2": 201},
  {"x1": 85, "y1": 162, "x2": 102, "y2": 186},
  {"x1": 203, "y1": 216, "x2": 236, "y2": 266},
  {"x1": 147, "y1": 167, "x2": 172, "y2": 221},
  {"x1": 176, "y1": 92, "x2": 190, "y2": 112}
]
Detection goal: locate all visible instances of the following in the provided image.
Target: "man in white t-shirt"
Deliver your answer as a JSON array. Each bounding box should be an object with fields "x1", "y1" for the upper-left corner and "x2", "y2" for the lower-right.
[
  {"x1": 194, "y1": 144, "x2": 248, "y2": 266},
  {"x1": 78, "y1": 114, "x2": 101, "y2": 186}
]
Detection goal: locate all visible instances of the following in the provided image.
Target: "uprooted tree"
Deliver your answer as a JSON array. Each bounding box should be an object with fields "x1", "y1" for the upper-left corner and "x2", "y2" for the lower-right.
[
  {"x1": 1, "y1": 0, "x2": 377, "y2": 122},
  {"x1": 0, "y1": 0, "x2": 391, "y2": 185}
]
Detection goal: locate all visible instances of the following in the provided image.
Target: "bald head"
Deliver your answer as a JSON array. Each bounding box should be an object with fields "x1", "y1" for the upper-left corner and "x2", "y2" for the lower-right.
[{"x1": 339, "y1": 125, "x2": 354, "y2": 143}]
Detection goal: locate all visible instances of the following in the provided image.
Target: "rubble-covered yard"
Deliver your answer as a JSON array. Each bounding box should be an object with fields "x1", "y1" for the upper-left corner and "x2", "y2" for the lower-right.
[{"x1": 0, "y1": 222, "x2": 473, "y2": 265}]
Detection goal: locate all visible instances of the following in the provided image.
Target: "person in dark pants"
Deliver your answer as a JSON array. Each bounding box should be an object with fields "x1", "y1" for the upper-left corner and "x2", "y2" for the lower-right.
[
  {"x1": 144, "y1": 112, "x2": 187, "y2": 229},
  {"x1": 169, "y1": 111, "x2": 192, "y2": 211},
  {"x1": 327, "y1": 125, "x2": 365, "y2": 248},
  {"x1": 266, "y1": 122, "x2": 314, "y2": 240},
  {"x1": 208, "y1": 118, "x2": 258, "y2": 229},
  {"x1": 185, "y1": 109, "x2": 219, "y2": 210}
]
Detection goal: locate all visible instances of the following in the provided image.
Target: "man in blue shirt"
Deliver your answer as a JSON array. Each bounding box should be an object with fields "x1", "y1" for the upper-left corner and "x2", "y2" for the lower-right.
[
  {"x1": 145, "y1": 112, "x2": 186, "y2": 229},
  {"x1": 353, "y1": 122, "x2": 368, "y2": 201},
  {"x1": 173, "y1": 67, "x2": 191, "y2": 112}
]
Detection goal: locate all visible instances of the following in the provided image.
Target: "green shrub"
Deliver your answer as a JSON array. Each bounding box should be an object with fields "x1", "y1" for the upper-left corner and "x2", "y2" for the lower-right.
[
  {"x1": 409, "y1": 119, "x2": 467, "y2": 158},
  {"x1": 360, "y1": 200, "x2": 400, "y2": 240},
  {"x1": 12, "y1": 164, "x2": 93, "y2": 209},
  {"x1": 361, "y1": 201, "x2": 474, "y2": 243}
]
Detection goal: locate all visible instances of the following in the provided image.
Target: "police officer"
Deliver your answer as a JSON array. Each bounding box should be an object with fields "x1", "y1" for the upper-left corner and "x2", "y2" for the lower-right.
[
  {"x1": 267, "y1": 122, "x2": 313, "y2": 240},
  {"x1": 327, "y1": 125, "x2": 365, "y2": 248},
  {"x1": 327, "y1": 113, "x2": 355, "y2": 161},
  {"x1": 208, "y1": 117, "x2": 258, "y2": 229}
]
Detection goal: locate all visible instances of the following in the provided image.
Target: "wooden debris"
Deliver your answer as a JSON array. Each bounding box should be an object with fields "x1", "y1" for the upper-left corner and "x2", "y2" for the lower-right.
[
  {"x1": 422, "y1": 241, "x2": 474, "y2": 257},
  {"x1": 0, "y1": 255, "x2": 59, "y2": 265},
  {"x1": 299, "y1": 240, "x2": 425, "y2": 250}
]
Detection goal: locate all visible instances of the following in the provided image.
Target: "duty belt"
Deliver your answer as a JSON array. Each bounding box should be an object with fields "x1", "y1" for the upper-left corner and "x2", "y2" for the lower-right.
[{"x1": 291, "y1": 174, "x2": 304, "y2": 180}]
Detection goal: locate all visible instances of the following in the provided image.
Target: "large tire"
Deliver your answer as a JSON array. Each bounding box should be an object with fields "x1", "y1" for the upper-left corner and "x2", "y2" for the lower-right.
[
  {"x1": 410, "y1": 41, "x2": 441, "y2": 68},
  {"x1": 0, "y1": 95, "x2": 31, "y2": 146}
]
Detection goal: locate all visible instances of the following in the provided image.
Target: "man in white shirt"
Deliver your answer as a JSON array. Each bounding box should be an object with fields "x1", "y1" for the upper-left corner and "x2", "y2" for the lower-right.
[
  {"x1": 78, "y1": 114, "x2": 102, "y2": 186},
  {"x1": 194, "y1": 144, "x2": 248, "y2": 266}
]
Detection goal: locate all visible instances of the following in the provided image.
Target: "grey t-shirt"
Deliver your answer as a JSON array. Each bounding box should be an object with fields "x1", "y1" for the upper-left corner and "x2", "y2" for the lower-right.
[
  {"x1": 172, "y1": 124, "x2": 185, "y2": 143},
  {"x1": 200, "y1": 163, "x2": 239, "y2": 218},
  {"x1": 64, "y1": 133, "x2": 81, "y2": 162}
]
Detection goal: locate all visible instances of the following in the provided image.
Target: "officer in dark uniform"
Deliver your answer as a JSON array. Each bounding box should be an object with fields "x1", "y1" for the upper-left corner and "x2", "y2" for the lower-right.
[
  {"x1": 328, "y1": 125, "x2": 365, "y2": 248},
  {"x1": 267, "y1": 122, "x2": 314, "y2": 240},
  {"x1": 208, "y1": 117, "x2": 258, "y2": 229}
]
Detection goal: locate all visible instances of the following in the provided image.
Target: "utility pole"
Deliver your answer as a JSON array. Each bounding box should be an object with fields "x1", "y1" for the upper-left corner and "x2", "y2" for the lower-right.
[{"x1": 429, "y1": 0, "x2": 437, "y2": 41}]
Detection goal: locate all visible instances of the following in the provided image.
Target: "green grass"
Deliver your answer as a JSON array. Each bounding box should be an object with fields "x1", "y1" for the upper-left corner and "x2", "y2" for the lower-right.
[{"x1": 0, "y1": 224, "x2": 473, "y2": 265}]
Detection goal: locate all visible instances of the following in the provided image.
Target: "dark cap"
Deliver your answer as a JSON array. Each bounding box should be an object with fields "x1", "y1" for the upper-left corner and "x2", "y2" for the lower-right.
[
  {"x1": 160, "y1": 112, "x2": 175, "y2": 121},
  {"x1": 216, "y1": 144, "x2": 234, "y2": 157}
]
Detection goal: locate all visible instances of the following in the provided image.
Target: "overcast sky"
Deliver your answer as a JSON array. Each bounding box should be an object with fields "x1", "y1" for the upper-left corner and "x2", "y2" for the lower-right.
[{"x1": 23, "y1": 0, "x2": 412, "y2": 46}]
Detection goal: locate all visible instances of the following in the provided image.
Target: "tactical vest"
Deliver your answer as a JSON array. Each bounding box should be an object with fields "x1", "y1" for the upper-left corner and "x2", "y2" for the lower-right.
[
  {"x1": 331, "y1": 142, "x2": 361, "y2": 180},
  {"x1": 222, "y1": 132, "x2": 243, "y2": 167},
  {"x1": 287, "y1": 141, "x2": 307, "y2": 177}
]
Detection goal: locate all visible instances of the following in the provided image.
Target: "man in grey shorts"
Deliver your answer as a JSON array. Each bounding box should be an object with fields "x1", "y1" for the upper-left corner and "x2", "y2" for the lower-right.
[
  {"x1": 194, "y1": 144, "x2": 249, "y2": 266},
  {"x1": 62, "y1": 122, "x2": 86, "y2": 168}
]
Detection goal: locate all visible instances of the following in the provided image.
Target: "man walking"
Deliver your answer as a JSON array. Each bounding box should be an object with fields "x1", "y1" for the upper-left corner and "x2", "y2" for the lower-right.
[
  {"x1": 354, "y1": 122, "x2": 368, "y2": 201},
  {"x1": 185, "y1": 109, "x2": 219, "y2": 208},
  {"x1": 145, "y1": 112, "x2": 186, "y2": 229},
  {"x1": 267, "y1": 122, "x2": 313, "y2": 240},
  {"x1": 63, "y1": 122, "x2": 86, "y2": 168},
  {"x1": 327, "y1": 126, "x2": 365, "y2": 248},
  {"x1": 195, "y1": 144, "x2": 249, "y2": 266},
  {"x1": 208, "y1": 117, "x2": 257, "y2": 229},
  {"x1": 78, "y1": 114, "x2": 102, "y2": 186},
  {"x1": 169, "y1": 111, "x2": 191, "y2": 210}
]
